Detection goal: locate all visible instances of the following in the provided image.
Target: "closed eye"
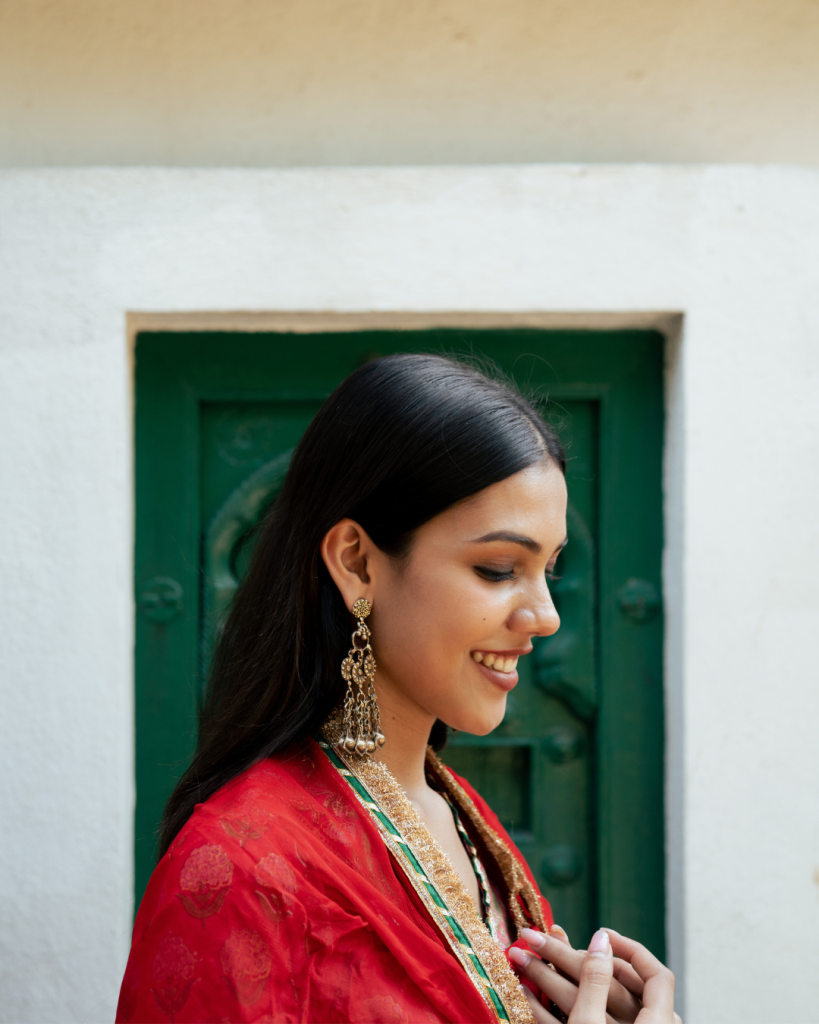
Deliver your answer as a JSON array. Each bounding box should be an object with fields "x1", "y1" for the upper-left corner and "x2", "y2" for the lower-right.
[{"x1": 474, "y1": 566, "x2": 517, "y2": 582}]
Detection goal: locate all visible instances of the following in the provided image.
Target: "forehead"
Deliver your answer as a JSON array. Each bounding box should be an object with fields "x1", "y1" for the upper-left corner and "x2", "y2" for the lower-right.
[{"x1": 431, "y1": 462, "x2": 568, "y2": 539}]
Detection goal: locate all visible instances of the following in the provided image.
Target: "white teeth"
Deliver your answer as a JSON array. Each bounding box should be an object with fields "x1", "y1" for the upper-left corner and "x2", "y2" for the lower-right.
[{"x1": 473, "y1": 653, "x2": 519, "y2": 673}]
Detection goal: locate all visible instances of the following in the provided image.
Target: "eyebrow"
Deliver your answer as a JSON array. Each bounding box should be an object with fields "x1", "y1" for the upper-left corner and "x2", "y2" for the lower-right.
[{"x1": 468, "y1": 532, "x2": 569, "y2": 556}]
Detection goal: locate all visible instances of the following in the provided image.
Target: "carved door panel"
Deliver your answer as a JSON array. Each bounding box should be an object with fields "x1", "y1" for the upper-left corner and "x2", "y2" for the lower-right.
[
  {"x1": 135, "y1": 329, "x2": 664, "y2": 957},
  {"x1": 199, "y1": 404, "x2": 310, "y2": 676}
]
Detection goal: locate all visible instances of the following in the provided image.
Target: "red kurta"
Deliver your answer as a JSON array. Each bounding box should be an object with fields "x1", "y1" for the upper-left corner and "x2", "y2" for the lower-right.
[{"x1": 117, "y1": 739, "x2": 552, "y2": 1023}]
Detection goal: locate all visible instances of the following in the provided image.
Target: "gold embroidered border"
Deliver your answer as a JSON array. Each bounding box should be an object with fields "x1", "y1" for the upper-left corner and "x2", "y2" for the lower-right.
[
  {"x1": 319, "y1": 721, "x2": 535, "y2": 1024},
  {"x1": 331, "y1": 755, "x2": 507, "y2": 1021},
  {"x1": 426, "y1": 750, "x2": 547, "y2": 935}
]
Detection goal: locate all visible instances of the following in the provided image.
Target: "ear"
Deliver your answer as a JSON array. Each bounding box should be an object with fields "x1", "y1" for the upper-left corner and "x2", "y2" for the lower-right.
[{"x1": 320, "y1": 518, "x2": 378, "y2": 613}]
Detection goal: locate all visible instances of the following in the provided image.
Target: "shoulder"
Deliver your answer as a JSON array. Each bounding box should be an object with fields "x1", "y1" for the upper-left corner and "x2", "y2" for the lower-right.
[
  {"x1": 118, "y1": 740, "x2": 358, "y2": 1022},
  {"x1": 179, "y1": 754, "x2": 298, "y2": 846},
  {"x1": 162, "y1": 739, "x2": 344, "y2": 865},
  {"x1": 120, "y1": 739, "x2": 378, "y2": 1021},
  {"x1": 138, "y1": 736, "x2": 375, "y2": 918}
]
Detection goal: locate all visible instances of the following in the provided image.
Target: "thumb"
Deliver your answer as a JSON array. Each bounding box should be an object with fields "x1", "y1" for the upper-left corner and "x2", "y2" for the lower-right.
[{"x1": 568, "y1": 929, "x2": 613, "y2": 1024}]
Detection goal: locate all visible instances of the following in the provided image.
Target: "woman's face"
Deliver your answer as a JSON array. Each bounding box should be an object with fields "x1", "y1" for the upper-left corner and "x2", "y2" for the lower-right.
[{"x1": 368, "y1": 460, "x2": 567, "y2": 738}]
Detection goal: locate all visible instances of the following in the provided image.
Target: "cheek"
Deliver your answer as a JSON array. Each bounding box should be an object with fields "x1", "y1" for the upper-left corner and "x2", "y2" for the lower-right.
[
  {"x1": 378, "y1": 571, "x2": 463, "y2": 662},
  {"x1": 374, "y1": 568, "x2": 510, "y2": 732},
  {"x1": 388, "y1": 567, "x2": 492, "y2": 645},
  {"x1": 376, "y1": 567, "x2": 507, "y2": 684}
]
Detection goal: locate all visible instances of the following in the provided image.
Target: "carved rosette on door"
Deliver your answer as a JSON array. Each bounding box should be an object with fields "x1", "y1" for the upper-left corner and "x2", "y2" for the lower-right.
[{"x1": 138, "y1": 576, "x2": 185, "y2": 625}]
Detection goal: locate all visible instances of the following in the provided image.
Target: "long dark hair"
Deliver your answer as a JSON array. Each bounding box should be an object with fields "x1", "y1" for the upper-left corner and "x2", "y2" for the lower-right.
[{"x1": 159, "y1": 353, "x2": 565, "y2": 857}]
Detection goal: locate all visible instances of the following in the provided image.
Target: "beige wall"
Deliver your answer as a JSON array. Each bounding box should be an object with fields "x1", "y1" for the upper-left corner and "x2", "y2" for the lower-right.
[{"x1": 2, "y1": 0, "x2": 819, "y2": 167}]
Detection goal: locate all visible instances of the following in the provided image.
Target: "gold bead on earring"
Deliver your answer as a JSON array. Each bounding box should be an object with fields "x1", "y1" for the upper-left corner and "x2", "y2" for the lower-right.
[{"x1": 338, "y1": 598, "x2": 385, "y2": 757}]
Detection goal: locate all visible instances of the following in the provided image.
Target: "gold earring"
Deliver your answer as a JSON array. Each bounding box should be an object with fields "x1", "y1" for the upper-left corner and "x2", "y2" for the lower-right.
[{"x1": 338, "y1": 598, "x2": 385, "y2": 757}]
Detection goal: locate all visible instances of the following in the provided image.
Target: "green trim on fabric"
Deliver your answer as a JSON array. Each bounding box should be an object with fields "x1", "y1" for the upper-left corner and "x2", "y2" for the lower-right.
[{"x1": 317, "y1": 739, "x2": 511, "y2": 1023}]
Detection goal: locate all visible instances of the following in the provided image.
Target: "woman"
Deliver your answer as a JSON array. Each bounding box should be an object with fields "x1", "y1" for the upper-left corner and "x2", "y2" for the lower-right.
[{"x1": 118, "y1": 354, "x2": 677, "y2": 1024}]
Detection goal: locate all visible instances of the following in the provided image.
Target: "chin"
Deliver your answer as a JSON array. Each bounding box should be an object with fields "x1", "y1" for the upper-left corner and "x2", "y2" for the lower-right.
[{"x1": 444, "y1": 700, "x2": 507, "y2": 737}]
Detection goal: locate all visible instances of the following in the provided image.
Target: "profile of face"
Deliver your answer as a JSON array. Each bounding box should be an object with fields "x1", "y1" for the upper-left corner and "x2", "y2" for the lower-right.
[{"x1": 322, "y1": 459, "x2": 568, "y2": 741}]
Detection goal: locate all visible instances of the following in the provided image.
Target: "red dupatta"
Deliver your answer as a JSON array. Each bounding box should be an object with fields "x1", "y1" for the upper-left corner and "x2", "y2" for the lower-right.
[{"x1": 117, "y1": 737, "x2": 552, "y2": 1024}]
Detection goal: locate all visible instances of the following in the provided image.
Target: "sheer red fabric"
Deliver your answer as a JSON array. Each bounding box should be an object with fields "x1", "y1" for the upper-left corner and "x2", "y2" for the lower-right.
[{"x1": 117, "y1": 739, "x2": 552, "y2": 1023}]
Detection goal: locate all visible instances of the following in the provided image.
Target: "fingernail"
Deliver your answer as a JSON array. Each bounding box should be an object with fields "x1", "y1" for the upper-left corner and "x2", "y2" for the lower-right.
[
  {"x1": 588, "y1": 929, "x2": 611, "y2": 957},
  {"x1": 520, "y1": 927, "x2": 546, "y2": 950},
  {"x1": 603, "y1": 926, "x2": 620, "y2": 937},
  {"x1": 549, "y1": 924, "x2": 569, "y2": 941},
  {"x1": 508, "y1": 946, "x2": 531, "y2": 967}
]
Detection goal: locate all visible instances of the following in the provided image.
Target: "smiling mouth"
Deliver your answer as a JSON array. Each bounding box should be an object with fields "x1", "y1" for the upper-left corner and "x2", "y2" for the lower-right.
[{"x1": 471, "y1": 651, "x2": 518, "y2": 674}]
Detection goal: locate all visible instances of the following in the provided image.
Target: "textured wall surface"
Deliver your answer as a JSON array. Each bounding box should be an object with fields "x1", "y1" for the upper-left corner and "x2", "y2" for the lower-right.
[
  {"x1": 1, "y1": 0, "x2": 819, "y2": 166},
  {"x1": 1, "y1": 167, "x2": 818, "y2": 1023}
]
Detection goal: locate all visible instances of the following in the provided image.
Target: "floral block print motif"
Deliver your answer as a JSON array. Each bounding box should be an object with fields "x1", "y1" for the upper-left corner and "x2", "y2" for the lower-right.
[
  {"x1": 150, "y1": 935, "x2": 199, "y2": 1022},
  {"x1": 253, "y1": 852, "x2": 297, "y2": 923},
  {"x1": 220, "y1": 929, "x2": 272, "y2": 1006},
  {"x1": 117, "y1": 741, "x2": 552, "y2": 1023},
  {"x1": 177, "y1": 844, "x2": 233, "y2": 925},
  {"x1": 220, "y1": 788, "x2": 275, "y2": 846}
]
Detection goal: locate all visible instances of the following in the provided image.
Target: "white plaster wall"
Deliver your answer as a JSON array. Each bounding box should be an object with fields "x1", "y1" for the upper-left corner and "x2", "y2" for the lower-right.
[
  {"x1": 0, "y1": 167, "x2": 818, "y2": 1023},
  {"x1": 1, "y1": 0, "x2": 819, "y2": 166}
]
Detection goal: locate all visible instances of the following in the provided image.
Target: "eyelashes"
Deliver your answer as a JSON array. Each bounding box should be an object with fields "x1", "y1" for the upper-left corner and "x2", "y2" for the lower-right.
[
  {"x1": 475, "y1": 566, "x2": 561, "y2": 583},
  {"x1": 475, "y1": 566, "x2": 517, "y2": 582}
]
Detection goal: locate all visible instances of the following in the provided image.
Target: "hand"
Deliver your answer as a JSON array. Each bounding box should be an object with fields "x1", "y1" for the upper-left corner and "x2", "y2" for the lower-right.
[
  {"x1": 507, "y1": 925, "x2": 680, "y2": 1024},
  {"x1": 509, "y1": 928, "x2": 613, "y2": 1024}
]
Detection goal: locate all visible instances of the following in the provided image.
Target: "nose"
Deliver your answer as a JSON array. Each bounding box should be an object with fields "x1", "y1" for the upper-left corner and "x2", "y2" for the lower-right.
[{"x1": 507, "y1": 577, "x2": 560, "y2": 639}]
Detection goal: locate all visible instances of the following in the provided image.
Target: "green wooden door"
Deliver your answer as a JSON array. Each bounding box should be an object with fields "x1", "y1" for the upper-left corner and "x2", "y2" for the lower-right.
[{"x1": 135, "y1": 329, "x2": 665, "y2": 956}]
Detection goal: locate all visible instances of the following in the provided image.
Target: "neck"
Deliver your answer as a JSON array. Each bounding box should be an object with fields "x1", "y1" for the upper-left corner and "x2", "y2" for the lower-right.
[{"x1": 372, "y1": 682, "x2": 436, "y2": 802}]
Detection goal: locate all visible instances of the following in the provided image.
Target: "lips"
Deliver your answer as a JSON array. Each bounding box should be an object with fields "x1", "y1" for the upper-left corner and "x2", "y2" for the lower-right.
[{"x1": 471, "y1": 651, "x2": 518, "y2": 674}]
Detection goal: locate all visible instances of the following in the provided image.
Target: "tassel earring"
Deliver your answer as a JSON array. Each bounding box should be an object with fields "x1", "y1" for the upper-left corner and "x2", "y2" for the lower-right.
[{"x1": 338, "y1": 599, "x2": 385, "y2": 757}]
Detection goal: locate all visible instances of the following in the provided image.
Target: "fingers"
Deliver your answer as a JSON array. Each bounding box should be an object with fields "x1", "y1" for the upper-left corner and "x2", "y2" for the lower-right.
[
  {"x1": 522, "y1": 928, "x2": 583, "y2": 979},
  {"x1": 610, "y1": 956, "x2": 646, "y2": 998},
  {"x1": 521, "y1": 929, "x2": 641, "y2": 1023},
  {"x1": 567, "y1": 930, "x2": 614, "y2": 1024},
  {"x1": 517, "y1": 926, "x2": 675, "y2": 1023},
  {"x1": 509, "y1": 945, "x2": 583, "y2": 1015},
  {"x1": 606, "y1": 930, "x2": 676, "y2": 1023}
]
